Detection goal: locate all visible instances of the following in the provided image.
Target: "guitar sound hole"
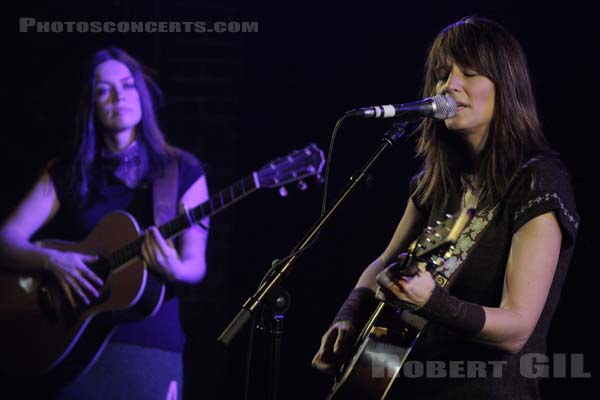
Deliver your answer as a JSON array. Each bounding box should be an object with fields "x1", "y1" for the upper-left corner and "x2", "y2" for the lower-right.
[
  {"x1": 90, "y1": 257, "x2": 111, "y2": 282},
  {"x1": 97, "y1": 287, "x2": 111, "y2": 303}
]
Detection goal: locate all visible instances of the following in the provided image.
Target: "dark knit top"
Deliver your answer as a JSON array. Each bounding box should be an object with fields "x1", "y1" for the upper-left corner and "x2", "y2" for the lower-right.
[
  {"x1": 390, "y1": 156, "x2": 579, "y2": 399},
  {"x1": 39, "y1": 148, "x2": 205, "y2": 352}
]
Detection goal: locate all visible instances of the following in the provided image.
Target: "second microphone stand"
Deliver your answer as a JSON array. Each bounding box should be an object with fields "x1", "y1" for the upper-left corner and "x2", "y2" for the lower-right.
[{"x1": 218, "y1": 121, "x2": 408, "y2": 400}]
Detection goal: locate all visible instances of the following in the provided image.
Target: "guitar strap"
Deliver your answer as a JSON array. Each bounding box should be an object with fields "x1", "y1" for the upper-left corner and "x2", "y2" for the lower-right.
[
  {"x1": 431, "y1": 204, "x2": 499, "y2": 290},
  {"x1": 433, "y1": 158, "x2": 545, "y2": 289},
  {"x1": 152, "y1": 157, "x2": 180, "y2": 226}
]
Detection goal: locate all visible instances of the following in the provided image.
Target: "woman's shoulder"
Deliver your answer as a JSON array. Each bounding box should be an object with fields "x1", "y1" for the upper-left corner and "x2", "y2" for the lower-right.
[
  {"x1": 168, "y1": 146, "x2": 203, "y2": 170},
  {"x1": 519, "y1": 154, "x2": 572, "y2": 183},
  {"x1": 512, "y1": 154, "x2": 576, "y2": 205},
  {"x1": 507, "y1": 154, "x2": 579, "y2": 242},
  {"x1": 166, "y1": 146, "x2": 206, "y2": 197}
]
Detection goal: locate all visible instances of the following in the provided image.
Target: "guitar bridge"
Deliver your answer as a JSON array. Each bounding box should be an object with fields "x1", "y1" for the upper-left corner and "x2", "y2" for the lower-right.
[{"x1": 370, "y1": 326, "x2": 388, "y2": 339}]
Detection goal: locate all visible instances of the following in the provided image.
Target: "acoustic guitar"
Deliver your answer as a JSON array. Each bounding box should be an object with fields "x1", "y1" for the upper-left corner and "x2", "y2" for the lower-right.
[
  {"x1": 0, "y1": 144, "x2": 325, "y2": 384},
  {"x1": 326, "y1": 207, "x2": 474, "y2": 399}
]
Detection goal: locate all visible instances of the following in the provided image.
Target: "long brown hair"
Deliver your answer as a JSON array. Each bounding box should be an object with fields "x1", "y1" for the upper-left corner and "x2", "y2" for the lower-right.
[
  {"x1": 68, "y1": 47, "x2": 173, "y2": 203},
  {"x1": 413, "y1": 17, "x2": 554, "y2": 210}
]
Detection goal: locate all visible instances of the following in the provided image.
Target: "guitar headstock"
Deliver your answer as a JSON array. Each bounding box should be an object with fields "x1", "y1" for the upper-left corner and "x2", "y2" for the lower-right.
[
  {"x1": 256, "y1": 143, "x2": 326, "y2": 189},
  {"x1": 412, "y1": 207, "x2": 475, "y2": 260}
]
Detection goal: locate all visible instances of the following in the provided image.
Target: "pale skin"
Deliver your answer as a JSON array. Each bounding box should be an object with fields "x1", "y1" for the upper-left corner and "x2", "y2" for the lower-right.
[
  {"x1": 0, "y1": 59, "x2": 208, "y2": 307},
  {"x1": 313, "y1": 62, "x2": 562, "y2": 374}
]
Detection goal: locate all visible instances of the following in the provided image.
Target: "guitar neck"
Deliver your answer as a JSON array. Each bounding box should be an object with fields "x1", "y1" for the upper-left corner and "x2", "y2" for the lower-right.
[
  {"x1": 108, "y1": 173, "x2": 259, "y2": 268},
  {"x1": 160, "y1": 173, "x2": 259, "y2": 238}
]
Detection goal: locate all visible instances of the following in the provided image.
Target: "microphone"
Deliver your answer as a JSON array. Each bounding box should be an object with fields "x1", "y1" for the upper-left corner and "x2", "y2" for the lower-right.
[{"x1": 345, "y1": 94, "x2": 457, "y2": 120}]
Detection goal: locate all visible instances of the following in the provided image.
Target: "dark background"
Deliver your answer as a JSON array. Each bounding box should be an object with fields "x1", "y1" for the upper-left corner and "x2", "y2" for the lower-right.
[{"x1": 4, "y1": 0, "x2": 597, "y2": 399}]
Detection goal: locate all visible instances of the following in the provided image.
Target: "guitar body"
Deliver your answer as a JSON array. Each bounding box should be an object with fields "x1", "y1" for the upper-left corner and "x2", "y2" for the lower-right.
[
  {"x1": 0, "y1": 143, "x2": 326, "y2": 384},
  {"x1": 327, "y1": 304, "x2": 427, "y2": 400},
  {"x1": 0, "y1": 211, "x2": 165, "y2": 383},
  {"x1": 326, "y1": 208, "x2": 475, "y2": 399}
]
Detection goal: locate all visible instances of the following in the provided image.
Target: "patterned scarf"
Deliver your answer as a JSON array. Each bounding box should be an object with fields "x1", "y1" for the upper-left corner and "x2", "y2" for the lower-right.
[{"x1": 100, "y1": 140, "x2": 148, "y2": 188}]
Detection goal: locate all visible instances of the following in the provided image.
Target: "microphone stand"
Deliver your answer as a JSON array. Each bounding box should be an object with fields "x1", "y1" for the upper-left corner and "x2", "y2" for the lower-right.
[{"x1": 218, "y1": 121, "x2": 408, "y2": 400}]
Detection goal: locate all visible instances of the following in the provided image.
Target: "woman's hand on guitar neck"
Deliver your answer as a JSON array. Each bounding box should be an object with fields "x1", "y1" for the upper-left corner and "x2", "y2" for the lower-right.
[
  {"x1": 43, "y1": 249, "x2": 103, "y2": 308},
  {"x1": 375, "y1": 268, "x2": 436, "y2": 309},
  {"x1": 312, "y1": 320, "x2": 356, "y2": 375},
  {"x1": 141, "y1": 226, "x2": 182, "y2": 281}
]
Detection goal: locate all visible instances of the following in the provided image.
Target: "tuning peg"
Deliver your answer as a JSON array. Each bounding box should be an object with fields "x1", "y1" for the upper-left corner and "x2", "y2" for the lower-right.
[
  {"x1": 279, "y1": 186, "x2": 288, "y2": 197},
  {"x1": 315, "y1": 173, "x2": 324, "y2": 184},
  {"x1": 297, "y1": 180, "x2": 308, "y2": 191}
]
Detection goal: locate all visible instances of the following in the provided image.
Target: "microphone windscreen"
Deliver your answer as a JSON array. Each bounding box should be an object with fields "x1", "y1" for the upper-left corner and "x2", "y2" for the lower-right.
[{"x1": 432, "y1": 95, "x2": 457, "y2": 119}]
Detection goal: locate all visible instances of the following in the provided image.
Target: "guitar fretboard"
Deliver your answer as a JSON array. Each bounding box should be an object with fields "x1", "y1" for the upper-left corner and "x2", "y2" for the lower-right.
[{"x1": 107, "y1": 174, "x2": 258, "y2": 269}]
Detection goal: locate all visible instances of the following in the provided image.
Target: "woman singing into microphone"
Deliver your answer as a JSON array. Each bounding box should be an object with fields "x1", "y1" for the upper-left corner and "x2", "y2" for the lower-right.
[{"x1": 313, "y1": 16, "x2": 578, "y2": 399}]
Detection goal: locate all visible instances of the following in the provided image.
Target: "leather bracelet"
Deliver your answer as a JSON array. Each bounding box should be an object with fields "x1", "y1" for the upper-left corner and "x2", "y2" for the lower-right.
[{"x1": 414, "y1": 284, "x2": 486, "y2": 337}]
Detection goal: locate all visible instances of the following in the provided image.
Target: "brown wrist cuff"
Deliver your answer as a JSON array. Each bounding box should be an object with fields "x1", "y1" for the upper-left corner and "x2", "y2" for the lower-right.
[{"x1": 415, "y1": 284, "x2": 486, "y2": 337}]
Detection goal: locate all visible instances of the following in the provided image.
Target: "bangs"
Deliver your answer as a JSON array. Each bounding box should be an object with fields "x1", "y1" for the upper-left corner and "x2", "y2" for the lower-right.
[{"x1": 429, "y1": 19, "x2": 495, "y2": 79}]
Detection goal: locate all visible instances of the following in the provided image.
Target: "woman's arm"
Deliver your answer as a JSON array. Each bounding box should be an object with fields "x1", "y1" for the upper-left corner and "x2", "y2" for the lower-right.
[
  {"x1": 312, "y1": 199, "x2": 425, "y2": 373},
  {"x1": 355, "y1": 199, "x2": 426, "y2": 291},
  {"x1": 175, "y1": 174, "x2": 209, "y2": 283},
  {"x1": 380, "y1": 211, "x2": 562, "y2": 354},
  {"x1": 0, "y1": 172, "x2": 60, "y2": 269},
  {"x1": 0, "y1": 172, "x2": 103, "y2": 306},
  {"x1": 142, "y1": 175, "x2": 209, "y2": 284},
  {"x1": 476, "y1": 211, "x2": 561, "y2": 353}
]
